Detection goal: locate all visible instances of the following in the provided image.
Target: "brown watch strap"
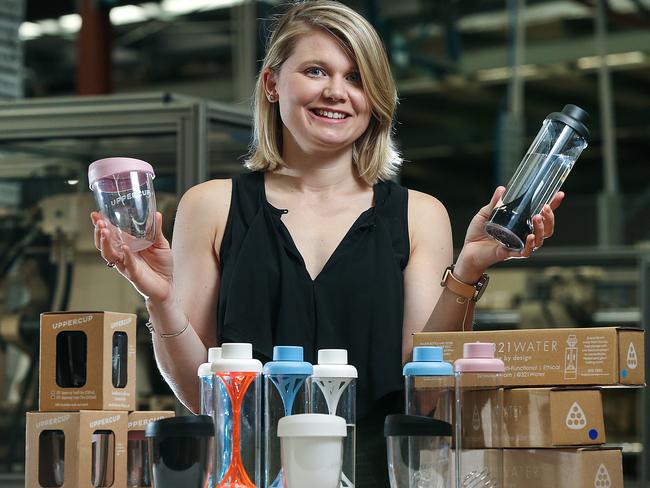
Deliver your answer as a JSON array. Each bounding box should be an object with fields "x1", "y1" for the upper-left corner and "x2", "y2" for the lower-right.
[{"x1": 441, "y1": 267, "x2": 477, "y2": 300}]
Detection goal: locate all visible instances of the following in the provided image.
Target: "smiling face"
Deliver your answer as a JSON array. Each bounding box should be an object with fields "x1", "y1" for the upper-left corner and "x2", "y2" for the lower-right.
[{"x1": 264, "y1": 29, "x2": 372, "y2": 157}]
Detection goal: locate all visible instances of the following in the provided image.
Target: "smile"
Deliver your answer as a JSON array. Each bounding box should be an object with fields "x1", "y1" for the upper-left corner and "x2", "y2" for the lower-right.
[{"x1": 311, "y1": 109, "x2": 349, "y2": 120}]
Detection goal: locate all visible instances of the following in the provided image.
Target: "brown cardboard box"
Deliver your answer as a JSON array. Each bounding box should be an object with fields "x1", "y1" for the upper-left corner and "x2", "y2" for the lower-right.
[
  {"x1": 39, "y1": 311, "x2": 136, "y2": 411},
  {"x1": 502, "y1": 388, "x2": 605, "y2": 447},
  {"x1": 127, "y1": 411, "x2": 175, "y2": 487},
  {"x1": 25, "y1": 410, "x2": 128, "y2": 488},
  {"x1": 414, "y1": 327, "x2": 644, "y2": 387},
  {"x1": 504, "y1": 448, "x2": 623, "y2": 488}
]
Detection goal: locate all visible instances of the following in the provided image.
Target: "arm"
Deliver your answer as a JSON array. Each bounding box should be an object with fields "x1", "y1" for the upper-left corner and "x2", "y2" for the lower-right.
[
  {"x1": 402, "y1": 187, "x2": 563, "y2": 364},
  {"x1": 124, "y1": 180, "x2": 231, "y2": 413}
]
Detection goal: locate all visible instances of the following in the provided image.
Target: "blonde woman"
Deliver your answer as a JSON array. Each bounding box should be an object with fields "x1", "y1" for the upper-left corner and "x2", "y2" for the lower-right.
[{"x1": 92, "y1": 0, "x2": 562, "y2": 484}]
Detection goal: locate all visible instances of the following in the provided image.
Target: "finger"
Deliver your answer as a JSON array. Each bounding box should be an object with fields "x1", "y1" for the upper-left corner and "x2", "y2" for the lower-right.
[
  {"x1": 532, "y1": 214, "x2": 544, "y2": 249},
  {"x1": 152, "y1": 212, "x2": 170, "y2": 249},
  {"x1": 549, "y1": 191, "x2": 564, "y2": 210},
  {"x1": 542, "y1": 204, "x2": 555, "y2": 238},
  {"x1": 115, "y1": 244, "x2": 133, "y2": 276},
  {"x1": 99, "y1": 228, "x2": 124, "y2": 265},
  {"x1": 478, "y1": 186, "x2": 506, "y2": 219}
]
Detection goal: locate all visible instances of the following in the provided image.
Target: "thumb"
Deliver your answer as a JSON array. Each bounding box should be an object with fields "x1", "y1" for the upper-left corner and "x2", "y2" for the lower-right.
[
  {"x1": 152, "y1": 212, "x2": 170, "y2": 249},
  {"x1": 478, "y1": 186, "x2": 505, "y2": 219}
]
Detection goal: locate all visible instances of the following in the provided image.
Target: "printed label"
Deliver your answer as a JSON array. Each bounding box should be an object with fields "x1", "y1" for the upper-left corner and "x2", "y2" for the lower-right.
[
  {"x1": 564, "y1": 335, "x2": 578, "y2": 380},
  {"x1": 36, "y1": 415, "x2": 71, "y2": 429},
  {"x1": 594, "y1": 464, "x2": 611, "y2": 488},
  {"x1": 627, "y1": 342, "x2": 638, "y2": 370},
  {"x1": 565, "y1": 401, "x2": 587, "y2": 430},
  {"x1": 51, "y1": 314, "x2": 93, "y2": 330},
  {"x1": 90, "y1": 415, "x2": 120, "y2": 429},
  {"x1": 110, "y1": 188, "x2": 151, "y2": 206},
  {"x1": 111, "y1": 317, "x2": 133, "y2": 329},
  {"x1": 472, "y1": 404, "x2": 481, "y2": 431}
]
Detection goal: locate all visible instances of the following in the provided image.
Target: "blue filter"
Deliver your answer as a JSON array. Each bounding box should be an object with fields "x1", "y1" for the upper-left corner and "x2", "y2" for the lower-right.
[{"x1": 263, "y1": 346, "x2": 313, "y2": 488}]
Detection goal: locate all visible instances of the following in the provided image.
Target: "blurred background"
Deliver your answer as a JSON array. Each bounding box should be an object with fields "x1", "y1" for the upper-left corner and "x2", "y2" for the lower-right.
[{"x1": 0, "y1": 0, "x2": 649, "y2": 486}]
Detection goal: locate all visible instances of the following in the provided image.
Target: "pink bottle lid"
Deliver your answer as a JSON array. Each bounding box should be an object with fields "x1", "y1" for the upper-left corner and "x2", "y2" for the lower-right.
[
  {"x1": 88, "y1": 157, "x2": 155, "y2": 189},
  {"x1": 454, "y1": 342, "x2": 505, "y2": 373}
]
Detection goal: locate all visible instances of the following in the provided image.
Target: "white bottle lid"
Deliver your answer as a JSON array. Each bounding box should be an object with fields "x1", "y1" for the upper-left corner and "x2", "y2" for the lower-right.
[
  {"x1": 198, "y1": 347, "x2": 223, "y2": 377},
  {"x1": 312, "y1": 349, "x2": 358, "y2": 379},
  {"x1": 213, "y1": 343, "x2": 263, "y2": 373}
]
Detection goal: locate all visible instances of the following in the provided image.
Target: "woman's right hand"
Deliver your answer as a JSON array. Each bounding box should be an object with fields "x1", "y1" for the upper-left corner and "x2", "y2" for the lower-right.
[{"x1": 91, "y1": 211, "x2": 174, "y2": 303}]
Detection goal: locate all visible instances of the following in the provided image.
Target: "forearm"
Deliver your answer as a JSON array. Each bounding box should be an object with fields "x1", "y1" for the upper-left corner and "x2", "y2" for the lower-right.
[
  {"x1": 423, "y1": 287, "x2": 475, "y2": 332},
  {"x1": 146, "y1": 297, "x2": 208, "y2": 413}
]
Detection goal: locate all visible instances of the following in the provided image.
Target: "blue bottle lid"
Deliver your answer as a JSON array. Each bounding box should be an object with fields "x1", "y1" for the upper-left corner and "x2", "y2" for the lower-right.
[
  {"x1": 263, "y1": 346, "x2": 313, "y2": 376},
  {"x1": 403, "y1": 346, "x2": 453, "y2": 376}
]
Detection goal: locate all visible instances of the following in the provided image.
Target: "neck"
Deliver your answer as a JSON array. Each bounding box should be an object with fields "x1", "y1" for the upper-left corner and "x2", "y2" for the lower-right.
[{"x1": 275, "y1": 131, "x2": 363, "y2": 193}]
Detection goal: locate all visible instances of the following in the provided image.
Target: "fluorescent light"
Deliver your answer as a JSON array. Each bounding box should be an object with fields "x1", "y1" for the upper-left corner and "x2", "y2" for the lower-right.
[
  {"x1": 476, "y1": 64, "x2": 540, "y2": 82},
  {"x1": 59, "y1": 14, "x2": 82, "y2": 34},
  {"x1": 19, "y1": 22, "x2": 42, "y2": 40},
  {"x1": 161, "y1": 0, "x2": 244, "y2": 15},
  {"x1": 66, "y1": 180, "x2": 80, "y2": 186},
  {"x1": 577, "y1": 51, "x2": 647, "y2": 69},
  {"x1": 110, "y1": 5, "x2": 150, "y2": 25}
]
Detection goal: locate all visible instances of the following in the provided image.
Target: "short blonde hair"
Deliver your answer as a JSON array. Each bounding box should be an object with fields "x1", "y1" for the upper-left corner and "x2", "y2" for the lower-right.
[{"x1": 245, "y1": 0, "x2": 401, "y2": 184}]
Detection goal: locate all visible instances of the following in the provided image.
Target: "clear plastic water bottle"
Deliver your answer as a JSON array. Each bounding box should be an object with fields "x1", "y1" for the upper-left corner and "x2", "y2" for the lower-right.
[
  {"x1": 212, "y1": 343, "x2": 262, "y2": 488},
  {"x1": 454, "y1": 343, "x2": 504, "y2": 488},
  {"x1": 403, "y1": 346, "x2": 454, "y2": 487},
  {"x1": 198, "y1": 347, "x2": 222, "y2": 488},
  {"x1": 309, "y1": 349, "x2": 358, "y2": 488},
  {"x1": 263, "y1": 346, "x2": 313, "y2": 488},
  {"x1": 485, "y1": 104, "x2": 589, "y2": 251}
]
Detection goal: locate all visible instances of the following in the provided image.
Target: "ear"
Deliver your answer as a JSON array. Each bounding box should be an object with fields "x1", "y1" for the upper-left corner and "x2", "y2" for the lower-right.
[{"x1": 262, "y1": 68, "x2": 278, "y2": 100}]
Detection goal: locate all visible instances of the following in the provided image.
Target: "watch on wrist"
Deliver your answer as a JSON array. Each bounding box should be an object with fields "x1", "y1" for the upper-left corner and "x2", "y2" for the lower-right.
[{"x1": 440, "y1": 265, "x2": 489, "y2": 302}]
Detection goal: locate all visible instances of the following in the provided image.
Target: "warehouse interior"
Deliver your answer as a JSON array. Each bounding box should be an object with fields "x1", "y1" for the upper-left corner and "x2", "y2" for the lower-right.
[{"x1": 0, "y1": 0, "x2": 649, "y2": 486}]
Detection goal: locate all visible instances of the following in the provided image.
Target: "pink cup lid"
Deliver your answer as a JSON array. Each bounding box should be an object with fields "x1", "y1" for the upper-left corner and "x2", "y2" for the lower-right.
[
  {"x1": 88, "y1": 157, "x2": 155, "y2": 189},
  {"x1": 454, "y1": 342, "x2": 505, "y2": 373}
]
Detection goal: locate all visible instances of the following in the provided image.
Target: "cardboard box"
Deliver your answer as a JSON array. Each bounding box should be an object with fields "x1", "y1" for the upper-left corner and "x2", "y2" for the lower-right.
[
  {"x1": 414, "y1": 327, "x2": 644, "y2": 387},
  {"x1": 504, "y1": 448, "x2": 623, "y2": 488},
  {"x1": 502, "y1": 388, "x2": 605, "y2": 447},
  {"x1": 25, "y1": 410, "x2": 128, "y2": 488},
  {"x1": 39, "y1": 311, "x2": 136, "y2": 411},
  {"x1": 127, "y1": 411, "x2": 175, "y2": 487}
]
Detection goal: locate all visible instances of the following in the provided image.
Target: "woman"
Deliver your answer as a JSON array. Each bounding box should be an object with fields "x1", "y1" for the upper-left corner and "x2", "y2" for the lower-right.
[{"x1": 92, "y1": 1, "x2": 562, "y2": 484}]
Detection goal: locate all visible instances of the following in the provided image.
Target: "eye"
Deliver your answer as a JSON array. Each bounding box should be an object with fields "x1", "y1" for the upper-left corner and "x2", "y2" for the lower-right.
[
  {"x1": 305, "y1": 67, "x2": 326, "y2": 77},
  {"x1": 346, "y1": 71, "x2": 362, "y2": 84}
]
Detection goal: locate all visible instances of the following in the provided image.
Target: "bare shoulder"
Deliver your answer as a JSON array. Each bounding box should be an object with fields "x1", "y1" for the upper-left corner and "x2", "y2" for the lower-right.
[
  {"x1": 174, "y1": 179, "x2": 233, "y2": 247},
  {"x1": 406, "y1": 189, "x2": 452, "y2": 251}
]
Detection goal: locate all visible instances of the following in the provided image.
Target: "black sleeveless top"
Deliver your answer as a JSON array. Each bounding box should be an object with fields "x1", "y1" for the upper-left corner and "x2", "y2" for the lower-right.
[{"x1": 217, "y1": 171, "x2": 409, "y2": 419}]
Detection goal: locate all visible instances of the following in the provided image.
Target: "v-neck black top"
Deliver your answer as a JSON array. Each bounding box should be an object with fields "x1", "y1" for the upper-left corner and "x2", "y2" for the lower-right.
[{"x1": 217, "y1": 171, "x2": 409, "y2": 418}]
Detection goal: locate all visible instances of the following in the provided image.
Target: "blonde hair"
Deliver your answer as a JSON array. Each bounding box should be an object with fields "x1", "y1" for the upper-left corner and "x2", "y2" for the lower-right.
[{"x1": 245, "y1": 0, "x2": 401, "y2": 184}]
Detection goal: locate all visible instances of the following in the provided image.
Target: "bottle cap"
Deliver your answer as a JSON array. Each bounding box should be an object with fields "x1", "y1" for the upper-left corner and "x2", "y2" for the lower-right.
[
  {"x1": 403, "y1": 347, "x2": 453, "y2": 376},
  {"x1": 547, "y1": 104, "x2": 590, "y2": 142},
  {"x1": 312, "y1": 349, "x2": 358, "y2": 379},
  {"x1": 88, "y1": 157, "x2": 155, "y2": 189},
  {"x1": 212, "y1": 343, "x2": 263, "y2": 373},
  {"x1": 208, "y1": 347, "x2": 222, "y2": 362},
  {"x1": 454, "y1": 342, "x2": 505, "y2": 373},
  {"x1": 263, "y1": 346, "x2": 313, "y2": 376}
]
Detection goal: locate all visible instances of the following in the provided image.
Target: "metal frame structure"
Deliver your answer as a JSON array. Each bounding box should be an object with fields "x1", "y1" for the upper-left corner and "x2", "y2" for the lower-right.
[
  {"x1": 0, "y1": 92, "x2": 252, "y2": 194},
  {"x1": 484, "y1": 246, "x2": 650, "y2": 486}
]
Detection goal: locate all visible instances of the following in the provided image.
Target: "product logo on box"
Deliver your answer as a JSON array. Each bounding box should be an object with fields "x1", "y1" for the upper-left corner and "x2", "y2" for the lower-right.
[
  {"x1": 128, "y1": 416, "x2": 167, "y2": 429},
  {"x1": 90, "y1": 415, "x2": 121, "y2": 429},
  {"x1": 627, "y1": 342, "x2": 638, "y2": 370},
  {"x1": 111, "y1": 317, "x2": 133, "y2": 329},
  {"x1": 565, "y1": 401, "x2": 587, "y2": 430},
  {"x1": 564, "y1": 335, "x2": 579, "y2": 380},
  {"x1": 51, "y1": 315, "x2": 93, "y2": 330},
  {"x1": 594, "y1": 464, "x2": 611, "y2": 488},
  {"x1": 36, "y1": 415, "x2": 71, "y2": 429}
]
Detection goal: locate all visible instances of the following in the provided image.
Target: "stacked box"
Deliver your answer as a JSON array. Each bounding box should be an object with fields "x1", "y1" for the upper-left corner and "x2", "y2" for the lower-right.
[
  {"x1": 414, "y1": 327, "x2": 644, "y2": 486},
  {"x1": 26, "y1": 311, "x2": 174, "y2": 488}
]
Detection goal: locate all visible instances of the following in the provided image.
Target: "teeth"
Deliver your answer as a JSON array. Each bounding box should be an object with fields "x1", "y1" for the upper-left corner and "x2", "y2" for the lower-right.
[{"x1": 315, "y1": 109, "x2": 346, "y2": 119}]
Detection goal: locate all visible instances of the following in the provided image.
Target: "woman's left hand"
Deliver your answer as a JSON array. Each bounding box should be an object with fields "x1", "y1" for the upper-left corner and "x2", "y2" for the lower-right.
[{"x1": 453, "y1": 186, "x2": 564, "y2": 283}]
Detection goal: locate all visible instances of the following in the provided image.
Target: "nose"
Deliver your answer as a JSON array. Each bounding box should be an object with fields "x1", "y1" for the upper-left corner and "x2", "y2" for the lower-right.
[{"x1": 322, "y1": 75, "x2": 347, "y2": 103}]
